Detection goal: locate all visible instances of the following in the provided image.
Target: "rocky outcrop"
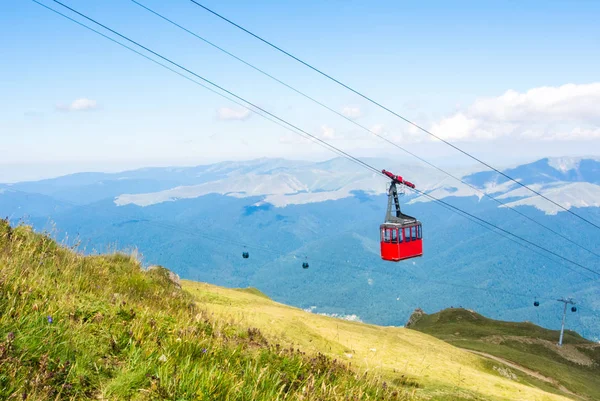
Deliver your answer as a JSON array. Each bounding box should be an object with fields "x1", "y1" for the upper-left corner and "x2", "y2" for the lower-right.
[
  {"x1": 405, "y1": 308, "x2": 426, "y2": 327},
  {"x1": 147, "y1": 265, "x2": 181, "y2": 288}
]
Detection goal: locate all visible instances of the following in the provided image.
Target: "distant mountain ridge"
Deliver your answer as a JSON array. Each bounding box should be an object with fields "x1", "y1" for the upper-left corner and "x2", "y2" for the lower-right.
[
  {"x1": 111, "y1": 156, "x2": 600, "y2": 215},
  {"x1": 111, "y1": 156, "x2": 410, "y2": 208},
  {"x1": 464, "y1": 157, "x2": 600, "y2": 187},
  {"x1": 4, "y1": 156, "x2": 599, "y2": 214},
  {"x1": 457, "y1": 157, "x2": 600, "y2": 214}
]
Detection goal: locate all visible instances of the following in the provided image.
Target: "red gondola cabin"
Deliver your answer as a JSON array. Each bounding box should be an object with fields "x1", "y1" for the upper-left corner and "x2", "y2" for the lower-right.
[
  {"x1": 380, "y1": 170, "x2": 423, "y2": 262},
  {"x1": 380, "y1": 222, "x2": 423, "y2": 261}
]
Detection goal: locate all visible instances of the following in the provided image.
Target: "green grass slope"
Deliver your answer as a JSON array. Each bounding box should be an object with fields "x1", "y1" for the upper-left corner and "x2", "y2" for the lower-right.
[
  {"x1": 407, "y1": 308, "x2": 600, "y2": 400},
  {"x1": 182, "y1": 281, "x2": 574, "y2": 401},
  {"x1": 233, "y1": 287, "x2": 272, "y2": 300},
  {"x1": 0, "y1": 219, "x2": 579, "y2": 401},
  {"x1": 0, "y1": 220, "x2": 409, "y2": 400}
]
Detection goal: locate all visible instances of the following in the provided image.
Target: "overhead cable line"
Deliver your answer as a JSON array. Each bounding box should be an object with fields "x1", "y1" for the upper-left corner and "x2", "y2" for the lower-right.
[
  {"x1": 130, "y1": 0, "x2": 600, "y2": 261},
  {"x1": 35, "y1": 0, "x2": 600, "y2": 279},
  {"x1": 186, "y1": 0, "x2": 600, "y2": 233}
]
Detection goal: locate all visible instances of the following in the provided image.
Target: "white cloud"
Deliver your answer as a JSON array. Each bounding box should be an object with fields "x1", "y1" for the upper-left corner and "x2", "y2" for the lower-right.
[
  {"x1": 217, "y1": 107, "x2": 251, "y2": 121},
  {"x1": 370, "y1": 124, "x2": 386, "y2": 136},
  {"x1": 430, "y1": 83, "x2": 600, "y2": 141},
  {"x1": 320, "y1": 125, "x2": 337, "y2": 139},
  {"x1": 341, "y1": 106, "x2": 362, "y2": 119},
  {"x1": 56, "y1": 98, "x2": 98, "y2": 112}
]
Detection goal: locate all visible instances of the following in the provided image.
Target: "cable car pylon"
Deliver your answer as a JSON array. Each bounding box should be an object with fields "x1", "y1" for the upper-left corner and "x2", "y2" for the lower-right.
[{"x1": 556, "y1": 298, "x2": 577, "y2": 346}]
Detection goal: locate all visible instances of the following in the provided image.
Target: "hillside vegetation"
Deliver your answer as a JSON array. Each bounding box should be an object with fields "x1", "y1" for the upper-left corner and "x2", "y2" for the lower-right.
[
  {"x1": 407, "y1": 308, "x2": 600, "y2": 400},
  {"x1": 0, "y1": 220, "x2": 409, "y2": 400},
  {"x1": 182, "y1": 281, "x2": 576, "y2": 401},
  {"x1": 0, "y1": 219, "x2": 584, "y2": 400}
]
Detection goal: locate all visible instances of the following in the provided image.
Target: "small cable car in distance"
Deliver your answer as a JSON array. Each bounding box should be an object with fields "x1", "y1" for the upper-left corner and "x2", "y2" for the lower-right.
[
  {"x1": 534, "y1": 301, "x2": 540, "y2": 307},
  {"x1": 380, "y1": 170, "x2": 423, "y2": 262}
]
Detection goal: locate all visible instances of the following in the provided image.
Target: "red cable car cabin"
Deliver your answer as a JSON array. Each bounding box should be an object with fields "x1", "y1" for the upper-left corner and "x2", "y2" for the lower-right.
[
  {"x1": 380, "y1": 222, "x2": 423, "y2": 261},
  {"x1": 380, "y1": 170, "x2": 423, "y2": 261}
]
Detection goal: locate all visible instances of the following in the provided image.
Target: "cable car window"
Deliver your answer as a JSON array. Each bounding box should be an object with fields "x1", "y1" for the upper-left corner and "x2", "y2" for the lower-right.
[
  {"x1": 411, "y1": 226, "x2": 417, "y2": 240},
  {"x1": 391, "y1": 229, "x2": 397, "y2": 243},
  {"x1": 398, "y1": 228, "x2": 403, "y2": 243},
  {"x1": 384, "y1": 229, "x2": 391, "y2": 242},
  {"x1": 381, "y1": 228, "x2": 385, "y2": 242},
  {"x1": 417, "y1": 224, "x2": 422, "y2": 239},
  {"x1": 404, "y1": 227, "x2": 411, "y2": 242}
]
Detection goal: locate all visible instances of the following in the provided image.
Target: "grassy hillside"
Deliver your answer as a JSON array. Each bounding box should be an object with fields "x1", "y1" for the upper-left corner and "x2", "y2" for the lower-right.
[
  {"x1": 0, "y1": 220, "x2": 409, "y2": 400},
  {"x1": 407, "y1": 308, "x2": 600, "y2": 400},
  {"x1": 182, "y1": 281, "x2": 576, "y2": 401},
  {"x1": 0, "y1": 219, "x2": 583, "y2": 400}
]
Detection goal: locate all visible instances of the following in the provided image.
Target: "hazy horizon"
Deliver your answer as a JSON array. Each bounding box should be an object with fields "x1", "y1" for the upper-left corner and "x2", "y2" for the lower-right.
[{"x1": 5, "y1": 151, "x2": 600, "y2": 184}]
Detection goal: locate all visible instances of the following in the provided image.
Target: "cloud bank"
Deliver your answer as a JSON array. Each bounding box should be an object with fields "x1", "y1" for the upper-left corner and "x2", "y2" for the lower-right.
[{"x1": 430, "y1": 83, "x2": 600, "y2": 141}]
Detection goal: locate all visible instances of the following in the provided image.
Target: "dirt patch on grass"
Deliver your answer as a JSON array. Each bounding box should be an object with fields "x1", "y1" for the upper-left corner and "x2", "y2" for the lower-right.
[
  {"x1": 467, "y1": 350, "x2": 583, "y2": 399},
  {"x1": 481, "y1": 335, "x2": 595, "y2": 367},
  {"x1": 576, "y1": 343, "x2": 600, "y2": 350}
]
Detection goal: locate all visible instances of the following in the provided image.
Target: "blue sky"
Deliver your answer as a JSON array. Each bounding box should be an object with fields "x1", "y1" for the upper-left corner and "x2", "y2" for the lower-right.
[{"x1": 1, "y1": 0, "x2": 599, "y2": 181}]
